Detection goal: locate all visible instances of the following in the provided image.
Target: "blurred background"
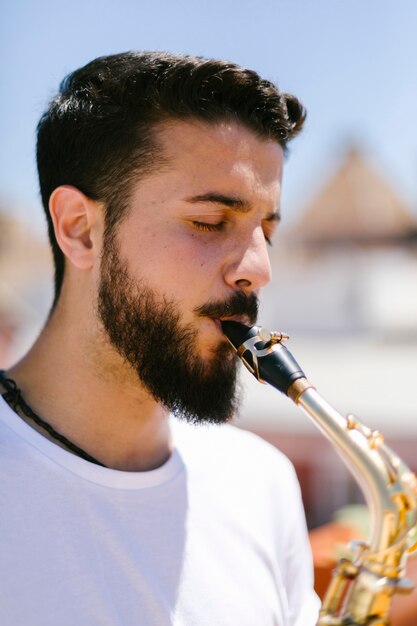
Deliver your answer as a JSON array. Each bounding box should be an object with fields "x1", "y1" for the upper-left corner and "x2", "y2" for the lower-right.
[{"x1": 1, "y1": 0, "x2": 417, "y2": 613}]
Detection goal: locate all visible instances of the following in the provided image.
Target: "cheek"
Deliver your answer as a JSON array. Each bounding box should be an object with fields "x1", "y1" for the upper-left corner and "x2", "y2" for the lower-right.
[
  {"x1": 121, "y1": 225, "x2": 223, "y2": 296},
  {"x1": 158, "y1": 234, "x2": 220, "y2": 273}
]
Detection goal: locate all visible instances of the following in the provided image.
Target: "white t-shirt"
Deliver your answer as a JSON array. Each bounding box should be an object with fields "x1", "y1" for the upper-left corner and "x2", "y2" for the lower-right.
[{"x1": 0, "y1": 395, "x2": 320, "y2": 625}]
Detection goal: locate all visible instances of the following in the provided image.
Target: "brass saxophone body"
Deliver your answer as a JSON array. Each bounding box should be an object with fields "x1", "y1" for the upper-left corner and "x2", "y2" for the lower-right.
[{"x1": 222, "y1": 321, "x2": 417, "y2": 626}]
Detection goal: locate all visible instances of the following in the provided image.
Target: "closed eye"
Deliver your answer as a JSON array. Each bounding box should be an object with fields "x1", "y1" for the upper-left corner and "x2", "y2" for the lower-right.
[{"x1": 192, "y1": 221, "x2": 226, "y2": 232}]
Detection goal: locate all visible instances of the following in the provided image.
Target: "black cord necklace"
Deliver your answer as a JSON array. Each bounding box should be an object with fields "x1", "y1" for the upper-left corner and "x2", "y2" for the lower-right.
[{"x1": 0, "y1": 370, "x2": 106, "y2": 467}]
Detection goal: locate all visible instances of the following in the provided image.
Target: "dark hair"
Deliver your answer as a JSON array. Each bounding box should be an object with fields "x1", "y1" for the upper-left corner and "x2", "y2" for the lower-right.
[{"x1": 36, "y1": 51, "x2": 306, "y2": 305}]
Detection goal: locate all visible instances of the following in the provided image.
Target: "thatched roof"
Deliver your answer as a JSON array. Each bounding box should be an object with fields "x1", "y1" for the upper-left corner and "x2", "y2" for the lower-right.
[{"x1": 292, "y1": 148, "x2": 417, "y2": 244}]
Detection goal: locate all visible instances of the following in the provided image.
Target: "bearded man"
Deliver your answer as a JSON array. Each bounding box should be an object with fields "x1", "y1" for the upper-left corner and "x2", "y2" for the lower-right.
[{"x1": 0, "y1": 51, "x2": 320, "y2": 625}]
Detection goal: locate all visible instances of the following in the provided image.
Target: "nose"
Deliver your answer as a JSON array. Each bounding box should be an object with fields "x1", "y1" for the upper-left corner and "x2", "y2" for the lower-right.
[{"x1": 224, "y1": 226, "x2": 272, "y2": 293}]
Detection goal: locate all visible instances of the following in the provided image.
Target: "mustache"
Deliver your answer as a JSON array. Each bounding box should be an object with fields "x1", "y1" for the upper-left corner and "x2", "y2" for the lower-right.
[{"x1": 195, "y1": 291, "x2": 259, "y2": 325}]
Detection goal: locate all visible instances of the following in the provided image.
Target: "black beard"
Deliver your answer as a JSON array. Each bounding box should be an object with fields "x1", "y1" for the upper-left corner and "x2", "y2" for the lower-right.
[{"x1": 97, "y1": 239, "x2": 258, "y2": 425}]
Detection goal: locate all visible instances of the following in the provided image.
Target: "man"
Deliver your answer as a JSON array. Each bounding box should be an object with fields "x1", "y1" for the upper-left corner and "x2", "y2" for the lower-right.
[{"x1": 0, "y1": 52, "x2": 320, "y2": 625}]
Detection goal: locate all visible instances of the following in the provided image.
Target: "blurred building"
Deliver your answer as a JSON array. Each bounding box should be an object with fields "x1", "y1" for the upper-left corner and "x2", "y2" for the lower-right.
[{"x1": 263, "y1": 147, "x2": 417, "y2": 335}]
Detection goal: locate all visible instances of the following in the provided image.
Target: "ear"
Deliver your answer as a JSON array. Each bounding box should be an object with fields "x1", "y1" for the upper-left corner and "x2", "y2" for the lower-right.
[{"x1": 49, "y1": 185, "x2": 101, "y2": 271}]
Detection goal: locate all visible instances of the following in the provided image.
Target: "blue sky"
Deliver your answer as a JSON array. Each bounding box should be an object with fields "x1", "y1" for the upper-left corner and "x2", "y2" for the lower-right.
[{"x1": 1, "y1": 0, "x2": 417, "y2": 233}]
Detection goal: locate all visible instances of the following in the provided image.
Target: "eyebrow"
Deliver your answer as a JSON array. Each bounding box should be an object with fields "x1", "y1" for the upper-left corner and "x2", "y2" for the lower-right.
[
  {"x1": 185, "y1": 192, "x2": 250, "y2": 212},
  {"x1": 185, "y1": 192, "x2": 281, "y2": 221}
]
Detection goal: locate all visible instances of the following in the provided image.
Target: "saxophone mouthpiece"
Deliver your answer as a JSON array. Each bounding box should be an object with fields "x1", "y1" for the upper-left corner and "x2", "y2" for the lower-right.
[
  {"x1": 220, "y1": 320, "x2": 257, "y2": 349},
  {"x1": 221, "y1": 320, "x2": 305, "y2": 394}
]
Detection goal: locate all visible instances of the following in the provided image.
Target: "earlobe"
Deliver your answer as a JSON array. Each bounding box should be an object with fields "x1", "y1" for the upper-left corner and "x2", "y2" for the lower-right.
[{"x1": 49, "y1": 185, "x2": 99, "y2": 271}]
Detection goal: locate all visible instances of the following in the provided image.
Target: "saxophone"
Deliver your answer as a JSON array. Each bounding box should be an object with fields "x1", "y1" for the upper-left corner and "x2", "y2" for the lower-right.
[{"x1": 222, "y1": 320, "x2": 417, "y2": 626}]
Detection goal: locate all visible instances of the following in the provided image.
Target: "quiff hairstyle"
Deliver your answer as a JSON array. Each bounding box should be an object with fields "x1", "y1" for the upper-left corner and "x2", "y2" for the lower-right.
[{"x1": 36, "y1": 51, "x2": 306, "y2": 306}]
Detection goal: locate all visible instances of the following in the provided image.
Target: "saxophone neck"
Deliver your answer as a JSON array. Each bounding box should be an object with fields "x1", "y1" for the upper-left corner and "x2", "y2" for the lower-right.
[{"x1": 293, "y1": 384, "x2": 417, "y2": 554}]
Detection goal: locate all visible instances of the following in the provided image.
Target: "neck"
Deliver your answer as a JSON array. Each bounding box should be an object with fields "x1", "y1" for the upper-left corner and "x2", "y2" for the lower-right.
[{"x1": 7, "y1": 306, "x2": 172, "y2": 472}]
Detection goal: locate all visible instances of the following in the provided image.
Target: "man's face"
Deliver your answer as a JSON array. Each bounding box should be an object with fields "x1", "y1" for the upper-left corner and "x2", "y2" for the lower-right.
[{"x1": 98, "y1": 119, "x2": 284, "y2": 423}]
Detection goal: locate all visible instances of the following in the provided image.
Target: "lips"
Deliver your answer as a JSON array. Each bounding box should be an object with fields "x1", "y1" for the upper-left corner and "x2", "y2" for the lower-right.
[{"x1": 212, "y1": 316, "x2": 252, "y2": 330}]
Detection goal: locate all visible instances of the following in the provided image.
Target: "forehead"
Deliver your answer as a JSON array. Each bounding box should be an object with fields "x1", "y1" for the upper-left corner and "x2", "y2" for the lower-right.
[{"x1": 152, "y1": 119, "x2": 284, "y2": 190}]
